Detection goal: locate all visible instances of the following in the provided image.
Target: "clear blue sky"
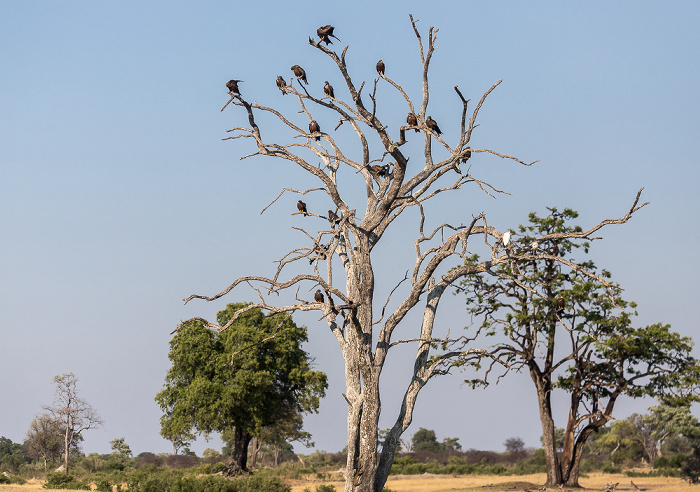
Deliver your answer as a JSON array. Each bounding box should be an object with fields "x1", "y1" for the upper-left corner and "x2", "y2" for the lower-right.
[{"x1": 2, "y1": 1, "x2": 699, "y2": 457}]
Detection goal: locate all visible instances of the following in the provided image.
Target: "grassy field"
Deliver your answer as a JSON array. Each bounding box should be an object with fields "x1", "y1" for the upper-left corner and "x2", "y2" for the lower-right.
[
  {"x1": 0, "y1": 473, "x2": 694, "y2": 492},
  {"x1": 288, "y1": 473, "x2": 696, "y2": 492}
]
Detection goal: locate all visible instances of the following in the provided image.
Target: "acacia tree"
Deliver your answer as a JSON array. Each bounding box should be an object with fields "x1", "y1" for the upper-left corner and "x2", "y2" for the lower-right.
[
  {"x1": 182, "y1": 17, "x2": 646, "y2": 492},
  {"x1": 157, "y1": 303, "x2": 327, "y2": 474},
  {"x1": 458, "y1": 208, "x2": 699, "y2": 487},
  {"x1": 43, "y1": 373, "x2": 103, "y2": 472}
]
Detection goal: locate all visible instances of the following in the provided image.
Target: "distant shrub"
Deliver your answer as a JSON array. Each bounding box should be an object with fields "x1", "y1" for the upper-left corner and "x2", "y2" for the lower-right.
[
  {"x1": 163, "y1": 453, "x2": 199, "y2": 468},
  {"x1": 654, "y1": 454, "x2": 686, "y2": 469},
  {"x1": 94, "y1": 478, "x2": 112, "y2": 491},
  {"x1": 315, "y1": 485, "x2": 336, "y2": 492},
  {"x1": 43, "y1": 472, "x2": 90, "y2": 490},
  {"x1": 242, "y1": 472, "x2": 291, "y2": 492},
  {"x1": 133, "y1": 452, "x2": 163, "y2": 468}
]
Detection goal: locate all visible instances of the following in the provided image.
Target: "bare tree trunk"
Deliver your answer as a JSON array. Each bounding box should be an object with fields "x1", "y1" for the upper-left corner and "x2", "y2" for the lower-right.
[{"x1": 64, "y1": 431, "x2": 69, "y2": 472}]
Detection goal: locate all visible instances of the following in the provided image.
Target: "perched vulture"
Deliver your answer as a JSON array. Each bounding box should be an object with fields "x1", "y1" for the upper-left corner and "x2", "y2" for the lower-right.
[
  {"x1": 314, "y1": 289, "x2": 325, "y2": 303},
  {"x1": 324, "y1": 81, "x2": 335, "y2": 98},
  {"x1": 317, "y1": 25, "x2": 340, "y2": 45},
  {"x1": 291, "y1": 65, "x2": 308, "y2": 85},
  {"x1": 406, "y1": 112, "x2": 419, "y2": 132},
  {"x1": 556, "y1": 297, "x2": 565, "y2": 313},
  {"x1": 276, "y1": 76, "x2": 287, "y2": 95},
  {"x1": 376, "y1": 59, "x2": 385, "y2": 76},
  {"x1": 328, "y1": 210, "x2": 340, "y2": 226},
  {"x1": 370, "y1": 164, "x2": 389, "y2": 177},
  {"x1": 425, "y1": 116, "x2": 442, "y2": 135},
  {"x1": 309, "y1": 120, "x2": 321, "y2": 141},
  {"x1": 226, "y1": 79, "x2": 242, "y2": 94},
  {"x1": 297, "y1": 200, "x2": 308, "y2": 216},
  {"x1": 461, "y1": 147, "x2": 472, "y2": 163}
]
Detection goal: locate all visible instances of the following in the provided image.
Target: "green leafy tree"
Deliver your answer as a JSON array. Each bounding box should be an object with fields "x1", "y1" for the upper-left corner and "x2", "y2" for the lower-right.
[
  {"x1": 24, "y1": 415, "x2": 64, "y2": 469},
  {"x1": 411, "y1": 428, "x2": 440, "y2": 453},
  {"x1": 0, "y1": 437, "x2": 26, "y2": 474},
  {"x1": 628, "y1": 404, "x2": 700, "y2": 463},
  {"x1": 43, "y1": 373, "x2": 103, "y2": 472},
  {"x1": 156, "y1": 303, "x2": 327, "y2": 474},
  {"x1": 442, "y1": 437, "x2": 461, "y2": 451},
  {"x1": 109, "y1": 437, "x2": 132, "y2": 460},
  {"x1": 458, "y1": 208, "x2": 699, "y2": 487}
]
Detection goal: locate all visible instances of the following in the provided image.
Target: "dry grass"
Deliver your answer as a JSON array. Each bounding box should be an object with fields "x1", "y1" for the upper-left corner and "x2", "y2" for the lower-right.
[
  {"x1": 289, "y1": 473, "x2": 695, "y2": 492},
  {"x1": 1, "y1": 472, "x2": 695, "y2": 492}
]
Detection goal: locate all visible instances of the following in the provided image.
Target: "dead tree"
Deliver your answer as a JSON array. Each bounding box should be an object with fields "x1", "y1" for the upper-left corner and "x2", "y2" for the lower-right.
[{"x1": 182, "y1": 16, "x2": 645, "y2": 492}]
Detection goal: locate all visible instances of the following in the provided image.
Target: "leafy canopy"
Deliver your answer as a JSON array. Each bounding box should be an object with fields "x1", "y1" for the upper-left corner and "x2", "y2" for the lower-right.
[{"x1": 156, "y1": 303, "x2": 327, "y2": 444}]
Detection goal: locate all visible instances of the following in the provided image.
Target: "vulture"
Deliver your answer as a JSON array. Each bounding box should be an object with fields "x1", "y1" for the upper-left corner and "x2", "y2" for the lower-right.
[
  {"x1": 276, "y1": 76, "x2": 287, "y2": 95},
  {"x1": 328, "y1": 210, "x2": 340, "y2": 226},
  {"x1": 461, "y1": 147, "x2": 472, "y2": 163},
  {"x1": 370, "y1": 164, "x2": 389, "y2": 177},
  {"x1": 324, "y1": 81, "x2": 335, "y2": 99},
  {"x1": 225, "y1": 79, "x2": 242, "y2": 94},
  {"x1": 425, "y1": 116, "x2": 442, "y2": 135},
  {"x1": 291, "y1": 65, "x2": 308, "y2": 85},
  {"x1": 309, "y1": 120, "x2": 321, "y2": 141},
  {"x1": 406, "y1": 112, "x2": 419, "y2": 132},
  {"x1": 556, "y1": 297, "x2": 565, "y2": 313},
  {"x1": 297, "y1": 200, "x2": 308, "y2": 216},
  {"x1": 314, "y1": 289, "x2": 325, "y2": 303},
  {"x1": 376, "y1": 59, "x2": 385, "y2": 76},
  {"x1": 317, "y1": 25, "x2": 340, "y2": 45}
]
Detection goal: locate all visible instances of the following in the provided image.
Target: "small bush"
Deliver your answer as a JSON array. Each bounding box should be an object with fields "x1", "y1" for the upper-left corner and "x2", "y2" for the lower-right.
[
  {"x1": 242, "y1": 472, "x2": 291, "y2": 492},
  {"x1": 315, "y1": 485, "x2": 336, "y2": 492},
  {"x1": 43, "y1": 472, "x2": 90, "y2": 490},
  {"x1": 94, "y1": 478, "x2": 112, "y2": 491}
]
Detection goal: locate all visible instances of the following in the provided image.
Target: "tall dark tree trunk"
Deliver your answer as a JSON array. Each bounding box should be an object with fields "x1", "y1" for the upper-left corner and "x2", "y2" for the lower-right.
[
  {"x1": 530, "y1": 364, "x2": 562, "y2": 486},
  {"x1": 222, "y1": 427, "x2": 252, "y2": 476}
]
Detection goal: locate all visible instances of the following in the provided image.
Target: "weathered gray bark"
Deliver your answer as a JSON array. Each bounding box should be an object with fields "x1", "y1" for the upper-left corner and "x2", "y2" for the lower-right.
[{"x1": 181, "y1": 15, "x2": 645, "y2": 492}]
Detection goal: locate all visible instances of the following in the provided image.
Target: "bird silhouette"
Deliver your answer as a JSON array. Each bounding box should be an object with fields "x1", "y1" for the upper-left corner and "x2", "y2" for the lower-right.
[
  {"x1": 297, "y1": 200, "x2": 308, "y2": 216},
  {"x1": 406, "y1": 112, "x2": 419, "y2": 132},
  {"x1": 291, "y1": 65, "x2": 308, "y2": 84},
  {"x1": 276, "y1": 76, "x2": 287, "y2": 95},
  {"x1": 328, "y1": 210, "x2": 340, "y2": 226},
  {"x1": 324, "y1": 81, "x2": 335, "y2": 98},
  {"x1": 376, "y1": 60, "x2": 385, "y2": 76},
  {"x1": 314, "y1": 289, "x2": 325, "y2": 303},
  {"x1": 317, "y1": 25, "x2": 340, "y2": 45},
  {"x1": 226, "y1": 79, "x2": 242, "y2": 94},
  {"x1": 309, "y1": 120, "x2": 321, "y2": 141},
  {"x1": 426, "y1": 116, "x2": 442, "y2": 135}
]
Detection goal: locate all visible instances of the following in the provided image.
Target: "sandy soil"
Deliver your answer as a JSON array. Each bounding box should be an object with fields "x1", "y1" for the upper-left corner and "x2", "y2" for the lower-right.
[{"x1": 1, "y1": 472, "x2": 694, "y2": 492}]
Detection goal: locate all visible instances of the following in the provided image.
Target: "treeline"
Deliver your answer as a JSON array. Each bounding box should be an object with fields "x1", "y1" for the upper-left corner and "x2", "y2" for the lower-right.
[{"x1": 3, "y1": 403, "x2": 700, "y2": 488}]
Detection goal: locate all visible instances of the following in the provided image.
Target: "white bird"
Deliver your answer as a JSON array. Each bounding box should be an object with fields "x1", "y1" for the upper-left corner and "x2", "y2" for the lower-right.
[
  {"x1": 531, "y1": 241, "x2": 539, "y2": 250},
  {"x1": 502, "y1": 232, "x2": 511, "y2": 246}
]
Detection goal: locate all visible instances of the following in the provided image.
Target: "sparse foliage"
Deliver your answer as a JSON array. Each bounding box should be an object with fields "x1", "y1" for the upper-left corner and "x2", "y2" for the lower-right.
[
  {"x1": 183, "y1": 15, "x2": 648, "y2": 492},
  {"x1": 24, "y1": 415, "x2": 64, "y2": 469},
  {"x1": 504, "y1": 437, "x2": 525, "y2": 453},
  {"x1": 43, "y1": 373, "x2": 103, "y2": 473},
  {"x1": 110, "y1": 437, "x2": 133, "y2": 460},
  {"x1": 458, "y1": 208, "x2": 699, "y2": 487}
]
